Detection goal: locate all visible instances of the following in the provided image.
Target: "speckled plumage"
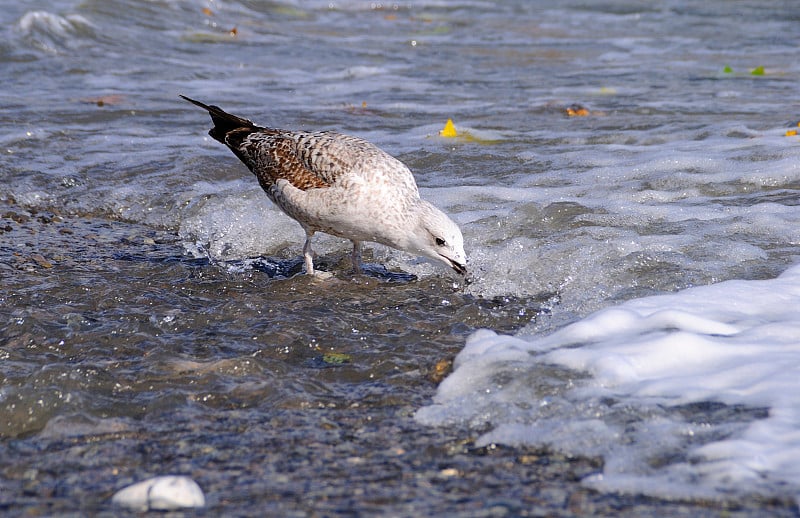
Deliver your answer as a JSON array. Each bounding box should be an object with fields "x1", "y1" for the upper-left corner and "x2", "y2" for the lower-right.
[{"x1": 181, "y1": 95, "x2": 467, "y2": 277}]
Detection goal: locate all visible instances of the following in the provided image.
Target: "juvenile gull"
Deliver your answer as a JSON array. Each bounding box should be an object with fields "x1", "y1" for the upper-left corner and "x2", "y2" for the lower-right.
[{"x1": 180, "y1": 95, "x2": 467, "y2": 277}]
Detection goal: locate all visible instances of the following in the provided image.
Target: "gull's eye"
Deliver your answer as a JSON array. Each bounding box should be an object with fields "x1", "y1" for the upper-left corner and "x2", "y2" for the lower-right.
[{"x1": 435, "y1": 237, "x2": 446, "y2": 247}]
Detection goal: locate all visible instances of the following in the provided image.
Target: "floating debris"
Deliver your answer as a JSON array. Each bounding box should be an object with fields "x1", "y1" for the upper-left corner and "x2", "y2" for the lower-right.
[
  {"x1": 721, "y1": 65, "x2": 767, "y2": 76},
  {"x1": 565, "y1": 104, "x2": 590, "y2": 117},
  {"x1": 429, "y1": 358, "x2": 452, "y2": 384},
  {"x1": 434, "y1": 118, "x2": 502, "y2": 144},
  {"x1": 439, "y1": 118, "x2": 457, "y2": 138},
  {"x1": 79, "y1": 94, "x2": 125, "y2": 107},
  {"x1": 322, "y1": 352, "x2": 351, "y2": 365}
]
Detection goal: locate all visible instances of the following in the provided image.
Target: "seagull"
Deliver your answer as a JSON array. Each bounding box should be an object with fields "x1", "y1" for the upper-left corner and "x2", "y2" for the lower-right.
[{"x1": 180, "y1": 95, "x2": 467, "y2": 277}]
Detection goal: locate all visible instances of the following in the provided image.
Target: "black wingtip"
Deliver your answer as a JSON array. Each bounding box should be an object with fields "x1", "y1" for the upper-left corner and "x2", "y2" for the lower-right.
[
  {"x1": 179, "y1": 94, "x2": 208, "y2": 110},
  {"x1": 180, "y1": 94, "x2": 259, "y2": 144},
  {"x1": 178, "y1": 94, "x2": 194, "y2": 103}
]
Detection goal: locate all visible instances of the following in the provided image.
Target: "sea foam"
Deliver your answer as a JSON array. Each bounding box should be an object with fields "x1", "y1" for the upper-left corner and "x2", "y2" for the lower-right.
[{"x1": 417, "y1": 263, "x2": 800, "y2": 501}]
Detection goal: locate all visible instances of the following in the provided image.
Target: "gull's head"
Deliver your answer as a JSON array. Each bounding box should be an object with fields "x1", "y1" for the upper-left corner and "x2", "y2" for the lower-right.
[{"x1": 404, "y1": 200, "x2": 467, "y2": 276}]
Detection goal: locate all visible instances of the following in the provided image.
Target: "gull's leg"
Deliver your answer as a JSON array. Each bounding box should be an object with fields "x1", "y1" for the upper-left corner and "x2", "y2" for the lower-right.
[
  {"x1": 303, "y1": 231, "x2": 315, "y2": 275},
  {"x1": 351, "y1": 240, "x2": 363, "y2": 274}
]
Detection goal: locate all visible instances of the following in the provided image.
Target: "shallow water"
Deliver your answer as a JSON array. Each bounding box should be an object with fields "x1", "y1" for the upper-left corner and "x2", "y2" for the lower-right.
[{"x1": 3, "y1": 0, "x2": 800, "y2": 515}]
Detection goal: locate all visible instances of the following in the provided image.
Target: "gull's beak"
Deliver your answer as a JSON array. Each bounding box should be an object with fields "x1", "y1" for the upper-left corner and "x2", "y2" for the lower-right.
[{"x1": 440, "y1": 254, "x2": 467, "y2": 276}]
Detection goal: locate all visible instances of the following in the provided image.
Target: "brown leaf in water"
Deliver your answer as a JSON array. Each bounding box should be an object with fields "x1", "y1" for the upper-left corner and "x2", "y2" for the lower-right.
[{"x1": 80, "y1": 95, "x2": 126, "y2": 107}]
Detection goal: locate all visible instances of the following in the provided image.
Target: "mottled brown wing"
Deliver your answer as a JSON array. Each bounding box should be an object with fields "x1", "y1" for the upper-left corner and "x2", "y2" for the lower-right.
[
  {"x1": 227, "y1": 129, "x2": 330, "y2": 191},
  {"x1": 182, "y1": 96, "x2": 342, "y2": 191},
  {"x1": 291, "y1": 131, "x2": 390, "y2": 186},
  {"x1": 289, "y1": 131, "x2": 420, "y2": 196}
]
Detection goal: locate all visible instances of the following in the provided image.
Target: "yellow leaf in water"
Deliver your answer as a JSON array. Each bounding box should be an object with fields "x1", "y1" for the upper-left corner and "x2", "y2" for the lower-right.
[
  {"x1": 429, "y1": 358, "x2": 452, "y2": 384},
  {"x1": 786, "y1": 130, "x2": 797, "y2": 137},
  {"x1": 566, "y1": 104, "x2": 590, "y2": 116},
  {"x1": 440, "y1": 118, "x2": 457, "y2": 137}
]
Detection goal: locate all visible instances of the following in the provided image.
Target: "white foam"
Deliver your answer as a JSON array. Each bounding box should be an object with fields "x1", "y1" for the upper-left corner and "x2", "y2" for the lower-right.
[
  {"x1": 178, "y1": 189, "x2": 302, "y2": 261},
  {"x1": 417, "y1": 264, "x2": 800, "y2": 500},
  {"x1": 434, "y1": 130, "x2": 800, "y2": 311},
  {"x1": 16, "y1": 11, "x2": 95, "y2": 53}
]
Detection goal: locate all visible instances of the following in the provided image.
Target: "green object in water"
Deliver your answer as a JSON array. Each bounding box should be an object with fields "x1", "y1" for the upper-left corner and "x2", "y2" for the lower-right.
[{"x1": 322, "y1": 353, "x2": 351, "y2": 364}]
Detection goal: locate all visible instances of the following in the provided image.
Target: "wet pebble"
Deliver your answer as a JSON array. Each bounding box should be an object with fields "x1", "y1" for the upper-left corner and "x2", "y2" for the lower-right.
[
  {"x1": 111, "y1": 475, "x2": 205, "y2": 511},
  {"x1": 30, "y1": 254, "x2": 53, "y2": 268}
]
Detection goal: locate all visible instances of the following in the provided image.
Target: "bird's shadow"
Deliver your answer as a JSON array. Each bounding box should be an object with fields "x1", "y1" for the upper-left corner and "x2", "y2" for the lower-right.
[
  {"x1": 114, "y1": 250, "x2": 417, "y2": 284},
  {"x1": 235, "y1": 256, "x2": 417, "y2": 283}
]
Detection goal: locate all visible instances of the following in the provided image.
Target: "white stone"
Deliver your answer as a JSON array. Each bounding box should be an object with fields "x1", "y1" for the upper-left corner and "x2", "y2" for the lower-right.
[{"x1": 111, "y1": 475, "x2": 205, "y2": 511}]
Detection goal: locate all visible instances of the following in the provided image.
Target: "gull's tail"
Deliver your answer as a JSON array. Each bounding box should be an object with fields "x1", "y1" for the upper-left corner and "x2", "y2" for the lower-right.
[{"x1": 179, "y1": 94, "x2": 261, "y2": 145}]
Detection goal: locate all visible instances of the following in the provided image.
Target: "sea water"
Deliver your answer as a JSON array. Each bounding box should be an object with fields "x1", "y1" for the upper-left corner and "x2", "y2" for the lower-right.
[{"x1": 3, "y1": 0, "x2": 800, "y2": 513}]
